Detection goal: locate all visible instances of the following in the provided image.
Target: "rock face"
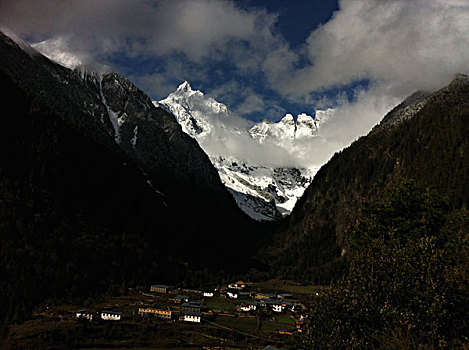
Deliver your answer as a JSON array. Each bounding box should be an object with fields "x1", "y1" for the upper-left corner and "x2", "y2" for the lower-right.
[
  {"x1": 96, "y1": 73, "x2": 230, "y2": 207},
  {"x1": 159, "y1": 82, "x2": 322, "y2": 220},
  {"x1": 261, "y1": 75, "x2": 469, "y2": 281}
]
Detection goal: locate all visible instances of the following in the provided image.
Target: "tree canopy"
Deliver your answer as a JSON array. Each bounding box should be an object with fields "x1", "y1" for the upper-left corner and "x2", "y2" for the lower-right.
[{"x1": 291, "y1": 181, "x2": 469, "y2": 349}]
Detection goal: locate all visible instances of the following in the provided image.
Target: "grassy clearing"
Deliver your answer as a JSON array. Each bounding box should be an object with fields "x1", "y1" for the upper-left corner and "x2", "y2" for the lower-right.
[
  {"x1": 205, "y1": 297, "x2": 238, "y2": 312},
  {"x1": 252, "y1": 279, "x2": 331, "y2": 297},
  {"x1": 214, "y1": 315, "x2": 259, "y2": 332},
  {"x1": 272, "y1": 313, "x2": 296, "y2": 325}
]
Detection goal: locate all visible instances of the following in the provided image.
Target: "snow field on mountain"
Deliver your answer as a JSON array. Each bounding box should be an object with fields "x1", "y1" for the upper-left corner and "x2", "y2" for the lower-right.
[{"x1": 158, "y1": 82, "x2": 324, "y2": 220}]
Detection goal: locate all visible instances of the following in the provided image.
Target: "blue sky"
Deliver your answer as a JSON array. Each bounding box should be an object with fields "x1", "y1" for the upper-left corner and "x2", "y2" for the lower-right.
[
  {"x1": 238, "y1": 0, "x2": 339, "y2": 48},
  {"x1": 102, "y1": 0, "x2": 343, "y2": 122},
  {"x1": 1, "y1": 0, "x2": 468, "y2": 162}
]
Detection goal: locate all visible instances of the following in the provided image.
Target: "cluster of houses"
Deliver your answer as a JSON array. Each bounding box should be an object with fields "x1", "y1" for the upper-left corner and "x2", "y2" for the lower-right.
[
  {"x1": 75, "y1": 309, "x2": 122, "y2": 322},
  {"x1": 148, "y1": 281, "x2": 306, "y2": 323},
  {"x1": 149, "y1": 285, "x2": 208, "y2": 323},
  {"x1": 75, "y1": 280, "x2": 306, "y2": 330},
  {"x1": 237, "y1": 298, "x2": 304, "y2": 314},
  {"x1": 137, "y1": 305, "x2": 204, "y2": 323},
  {"x1": 219, "y1": 282, "x2": 306, "y2": 316}
]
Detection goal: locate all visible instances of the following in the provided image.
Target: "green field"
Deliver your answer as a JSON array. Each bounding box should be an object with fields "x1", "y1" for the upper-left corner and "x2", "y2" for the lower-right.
[
  {"x1": 252, "y1": 278, "x2": 330, "y2": 298},
  {"x1": 205, "y1": 297, "x2": 239, "y2": 312}
]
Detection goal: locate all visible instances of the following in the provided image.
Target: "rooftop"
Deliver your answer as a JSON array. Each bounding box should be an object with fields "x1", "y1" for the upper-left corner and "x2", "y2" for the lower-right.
[
  {"x1": 184, "y1": 311, "x2": 202, "y2": 317},
  {"x1": 101, "y1": 310, "x2": 122, "y2": 315}
]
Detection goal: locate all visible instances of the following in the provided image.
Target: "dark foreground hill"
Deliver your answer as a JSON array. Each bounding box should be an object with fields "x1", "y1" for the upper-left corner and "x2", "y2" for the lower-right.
[
  {"x1": 0, "y1": 31, "x2": 268, "y2": 325},
  {"x1": 262, "y1": 75, "x2": 469, "y2": 281}
]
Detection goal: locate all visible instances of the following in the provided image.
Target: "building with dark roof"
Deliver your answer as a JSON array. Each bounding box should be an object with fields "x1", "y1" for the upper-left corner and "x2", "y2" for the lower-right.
[
  {"x1": 182, "y1": 302, "x2": 202, "y2": 313},
  {"x1": 150, "y1": 284, "x2": 170, "y2": 293},
  {"x1": 183, "y1": 311, "x2": 202, "y2": 323}
]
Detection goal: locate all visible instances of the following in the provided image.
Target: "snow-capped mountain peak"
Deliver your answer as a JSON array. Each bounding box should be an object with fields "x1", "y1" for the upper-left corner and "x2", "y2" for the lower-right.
[
  {"x1": 177, "y1": 80, "x2": 192, "y2": 92},
  {"x1": 280, "y1": 113, "x2": 295, "y2": 125},
  {"x1": 173, "y1": 80, "x2": 203, "y2": 98},
  {"x1": 248, "y1": 112, "x2": 319, "y2": 144},
  {"x1": 158, "y1": 82, "x2": 323, "y2": 221},
  {"x1": 158, "y1": 81, "x2": 241, "y2": 138},
  {"x1": 296, "y1": 113, "x2": 319, "y2": 138}
]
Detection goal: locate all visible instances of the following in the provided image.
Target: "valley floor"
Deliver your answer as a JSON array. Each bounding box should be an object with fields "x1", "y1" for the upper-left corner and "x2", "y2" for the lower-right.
[{"x1": 1, "y1": 280, "x2": 318, "y2": 350}]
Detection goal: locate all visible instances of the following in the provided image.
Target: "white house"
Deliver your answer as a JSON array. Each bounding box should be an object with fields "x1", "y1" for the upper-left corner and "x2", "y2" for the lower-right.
[
  {"x1": 183, "y1": 311, "x2": 202, "y2": 323},
  {"x1": 203, "y1": 291, "x2": 214, "y2": 297},
  {"x1": 265, "y1": 301, "x2": 283, "y2": 313},
  {"x1": 247, "y1": 302, "x2": 258, "y2": 311},
  {"x1": 239, "y1": 302, "x2": 258, "y2": 312},
  {"x1": 150, "y1": 284, "x2": 170, "y2": 293},
  {"x1": 227, "y1": 291, "x2": 239, "y2": 299},
  {"x1": 76, "y1": 309, "x2": 94, "y2": 321},
  {"x1": 272, "y1": 304, "x2": 283, "y2": 313},
  {"x1": 100, "y1": 310, "x2": 122, "y2": 321},
  {"x1": 239, "y1": 303, "x2": 251, "y2": 312}
]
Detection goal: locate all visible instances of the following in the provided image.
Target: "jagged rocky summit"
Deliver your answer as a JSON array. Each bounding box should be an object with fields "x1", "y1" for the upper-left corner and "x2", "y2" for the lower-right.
[{"x1": 158, "y1": 81, "x2": 323, "y2": 221}]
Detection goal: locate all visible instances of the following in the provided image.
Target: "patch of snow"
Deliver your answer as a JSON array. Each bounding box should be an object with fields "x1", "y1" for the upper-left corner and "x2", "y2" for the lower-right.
[
  {"x1": 131, "y1": 125, "x2": 138, "y2": 148},
  {"x1": 97, "y1": 76, "x2": 122, "y2": 143},
  {"x1": 212, "y1": 156, "x2": 316, "y2": 220}
]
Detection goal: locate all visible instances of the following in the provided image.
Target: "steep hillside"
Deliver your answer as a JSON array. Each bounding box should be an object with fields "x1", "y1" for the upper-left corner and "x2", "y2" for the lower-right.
[
  {"x1": 89, "y1": 73, "x2": 260, "y2": 260},
  {"x1": 0, "y1": 31, "x2": 265, "y2": 324},
  {"x1": 262, "y1": 75, "x2": 469, "y2": 281}
]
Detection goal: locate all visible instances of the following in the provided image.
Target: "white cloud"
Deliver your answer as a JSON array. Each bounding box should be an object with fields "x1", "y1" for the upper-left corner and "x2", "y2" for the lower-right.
[
  {"x1": 130, "y1": 73, "x2": 177, "y2": 100},
  {"x1": 2, "y1": 0, "x2": 468, "y2": 172},
  {"x1": 254, "y1": 0, "x2": 469, "y2": 170},
  {"x1": 309, "y1": 83, "x2": 404, "y2": 164},
  {"x1": 144, "y1": 0, "x2": 278, "y2": 62},
  {"x1": 200, "y1": 130, "x2": 299, "y2": 168},
  {"x1": 276, "y1": 82, "x2": 404, "y2": 169},
  {"x1": 3, "y1": 0, "x2": 467, "y2": 101},
  {"x1": 277, "y1": 0, "x2": 469, "y2": 97},
  {"x1": 236, "y1": 94, "x2": 266, "y2": 115},
  {"x1": 0, "y1": 0, "x2": 281, "y2": 67}
]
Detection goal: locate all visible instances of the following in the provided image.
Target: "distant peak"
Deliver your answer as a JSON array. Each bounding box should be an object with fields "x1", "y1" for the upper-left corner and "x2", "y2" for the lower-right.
[
  {"x1": 177, "y1": 81, "x2": 192, "y2": 92},
  {"x1": 280, "y1": 114, "x2": 295, "y2": 124},
  {"x1": 297, "y1": 113, "x2": 314, "y2": 122}
]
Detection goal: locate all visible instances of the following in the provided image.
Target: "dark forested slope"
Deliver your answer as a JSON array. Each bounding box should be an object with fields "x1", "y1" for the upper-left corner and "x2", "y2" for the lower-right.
[
  {"x1": 0, "y1": 31, "x2": 266, "y2": 325},
  {"x1": 262, "y1": 75, "x2": 469, "y2": 281}
]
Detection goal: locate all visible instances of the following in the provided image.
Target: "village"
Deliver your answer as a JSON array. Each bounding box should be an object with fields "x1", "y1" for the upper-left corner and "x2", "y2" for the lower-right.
[
  {"x1": 75, "y1": 280, "x2": 306, "y2": 334},
  {"x1": 6, "y1": 279, "x2": 319, "y2": 349}
]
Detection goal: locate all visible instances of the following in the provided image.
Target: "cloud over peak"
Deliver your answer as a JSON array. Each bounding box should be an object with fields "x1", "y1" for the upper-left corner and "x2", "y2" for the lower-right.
[
  {"x1": 1, "y1": 0, "x2": 468, "y2": 170},
  {"x1": 278, "y1": 0, "x2": 469, "y2": 97},
  {"x1": 3, "y1": 0, "x2": 467, "y2": 100}
]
